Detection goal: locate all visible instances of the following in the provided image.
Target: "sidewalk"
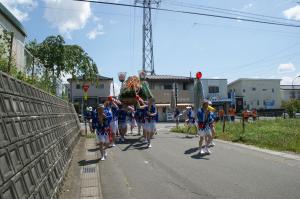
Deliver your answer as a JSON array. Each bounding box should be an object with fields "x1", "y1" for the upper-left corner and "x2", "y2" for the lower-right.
[{"x1": 59, "y1": 135, "x2": 103, "y2": 199}]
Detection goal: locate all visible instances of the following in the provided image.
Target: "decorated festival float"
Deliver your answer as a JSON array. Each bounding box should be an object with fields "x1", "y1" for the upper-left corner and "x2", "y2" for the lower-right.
[{"x1": 118, "y1": 71, "x2": 153, "y2": 105}]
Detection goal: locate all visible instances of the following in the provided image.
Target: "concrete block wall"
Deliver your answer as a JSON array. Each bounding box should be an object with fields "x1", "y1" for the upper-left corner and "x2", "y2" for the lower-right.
[{"x1": 0, "y1": 71, "x2": 81, "y2": 199}]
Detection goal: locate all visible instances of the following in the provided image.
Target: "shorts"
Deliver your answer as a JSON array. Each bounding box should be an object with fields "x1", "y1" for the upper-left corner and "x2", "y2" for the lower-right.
[
  {"x1": 144, "y1": 121, "x2": 156, "y2": 132},
  {"x1": 129, "y1": 119, "x2": 137, "y2": 127},
  {"x1": 198, "y1": 129, "x2": 212, "y2": 137},
  {"x1": 118, "y1": 122, "x2": 127, "y2": 129},
  {"x1": 96, "y1": 132, "x2": 110, "y2": 143},
  {"x1": 110, "y1": 120, "x2": 118, "y2": 133},
  {"x1": 137, "y1": 122, "x2": 144, "y2": 128},
  {"x1": 188, "y1": 121, "x2": 196, "y2": 127}
]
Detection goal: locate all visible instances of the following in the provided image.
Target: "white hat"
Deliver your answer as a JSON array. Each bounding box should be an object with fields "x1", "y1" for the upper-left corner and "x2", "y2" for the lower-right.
[
  {"x1": 186, "y1": 106, "x2": 192, "y2": 109},
  {"x1": 208, "y1": 101, "x2": 212, "y2": 105},
  {"x1": 98, "y1": 104, "x2": 104, "y2": 108}
]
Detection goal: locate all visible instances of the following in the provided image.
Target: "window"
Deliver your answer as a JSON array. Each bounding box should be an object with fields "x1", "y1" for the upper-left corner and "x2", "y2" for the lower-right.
[
  {"x1": 244, "y1": 101, "x2": 247, "y2": 106},
  {"x1": 208, "y1": 86, "x2": 219, "y2": 93},
  {"x1": 99, "y1": 84, "x2": 104, "y2": 89},
  {"x1": 257, "y1": 100, "x2": 259, "y2": 106},
  {"x1": 164, "y1": 84, "x2": 173, "y2": 90},
  {"x1": 272, "y1": 88, "x2": 274, "y2": 93},
  {"x1": 252, "y1": 87, "x2": 256, "y2": 91},
  {"x1": 76, "y1": 84, "x2": 81, "y2": 89},
  {"x1": 262, "y1": 89, "x2": 267, "y2": 91},
  {"x1": 183, "y1": 83, "x2": 188, "y2": 90},
  {"x1": 243, "y1": 89, "x2": 246, "y2": 93},
  {"x1": 149, "y1": 83, "x2": 154, "y2": 89}
]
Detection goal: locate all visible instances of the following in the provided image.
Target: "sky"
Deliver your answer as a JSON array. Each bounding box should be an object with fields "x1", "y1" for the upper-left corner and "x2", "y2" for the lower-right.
[{"x1": 1, "y1": 0, "x2": 300, "y2": 94}]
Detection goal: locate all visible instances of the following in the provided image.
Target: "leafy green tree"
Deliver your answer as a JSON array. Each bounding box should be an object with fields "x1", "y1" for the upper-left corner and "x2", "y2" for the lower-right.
[
  {"x1": 0, "y1": 29, "x2": 12, "y2": 72},
  {"x1": 64, "y1": 44, "x2": 98, "y2": 82},
  {"x1": 282, "y1": 99, "x2": 300, "y2": 117},
  {"x1": 25, "y1": 39, "x2": 41, "y2": 80},
  {"x1": 38, "y1": 35, "x2": 65, "y2": 90}
]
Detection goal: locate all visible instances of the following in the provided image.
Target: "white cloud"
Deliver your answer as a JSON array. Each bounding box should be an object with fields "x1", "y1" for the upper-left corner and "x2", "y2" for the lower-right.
[
  {"x1": 281, "y1": 74, "x2": 300, "y2": 85},
  {"x1": 110, "y1": 82, "x2": 120, "y2": 96},
  {"x1": 109, "y1": 19, "x2": 117, "y2": 24},
  {"x1": 243, "y1": 3, "x2": 253, "y2": 10},
  {"x1": 0, "y1": 0, "x2": 37, "y2": 21},
  {"x1": 43, "y1": 0, "x2": 92, "y2": 38},
  {"x1": 93, "y1": 16, "x2": 101, "y2": 22},
  {"x1": 283, "y1": 5, "x2": 300, "y2": 21},
  {"x1": 278, "y1": 63, "x2": 296, "y2": 73},
  {"x1": 86, "y1": 24, "x2": 104, "y2": 40}
]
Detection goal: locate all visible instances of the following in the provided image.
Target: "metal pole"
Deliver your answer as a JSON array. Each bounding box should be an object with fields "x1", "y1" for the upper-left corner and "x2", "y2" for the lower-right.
[
  {"x1": 84, "y1": 101, "x2": 87, "y2": 135},
  {"x1": 242, "y1": 114, "x2": 245, "y2": 134},
  {"x1": 8, "y1": 32, "x2": 14, "y2": 73},
  {"x1": 112, "y1": 80, "x2": 116, "y2": 97},
  {"x1": 222, "y1": 114, "x2": 226, "y2": 133}
]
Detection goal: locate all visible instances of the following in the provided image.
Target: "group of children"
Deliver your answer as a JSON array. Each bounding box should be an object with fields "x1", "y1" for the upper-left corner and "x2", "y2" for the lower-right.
[{"x1": 87, "y1": 96, "x2": 158, "y2": 161}]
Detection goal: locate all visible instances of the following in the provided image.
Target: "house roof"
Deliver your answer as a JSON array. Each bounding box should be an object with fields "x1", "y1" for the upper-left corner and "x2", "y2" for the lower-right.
[
  {"x1": 228, "y1": 78, "x2": 281, "y2": 87},
  {"x1": 0, "y1": 3, "x2": 27, "y2": 36},
  {"x1": 145, "y1": 75, "x2": 194, "y2": 82},
  {"x1": 67, "y1": 75, "x2": 113, "y2": 82},
  {"x1": 280, "y1": 85, "x2": 300, "y2": 90}
]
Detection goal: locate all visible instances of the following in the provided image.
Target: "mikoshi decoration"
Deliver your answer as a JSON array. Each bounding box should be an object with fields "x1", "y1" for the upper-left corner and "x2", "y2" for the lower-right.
[
  {"x1": 193, "y1": 71, "x2": 204, "y2": 111},
  {"x1": 119, "y1": 75, "x2": 153, "y2": 105}
]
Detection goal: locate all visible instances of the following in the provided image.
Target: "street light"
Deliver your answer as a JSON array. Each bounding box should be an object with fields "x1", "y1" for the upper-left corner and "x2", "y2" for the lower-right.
[{"x1": 292, "y1": 75, "x2": 300, "y2": 99}]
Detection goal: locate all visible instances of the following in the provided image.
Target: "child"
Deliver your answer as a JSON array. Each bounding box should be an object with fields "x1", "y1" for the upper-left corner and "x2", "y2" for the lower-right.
[
  {"x1": 197, "y1": 101, "x2": 214, "y2": 155},
  {"x1": 135, "y1": 107, "x2": 144, "y2": 136},
  {"x1": 144, "y1": 98, "x2": 157, "y2": 148},
  {"x1": 186, "y1": 106, "x2": 196, "y2": 137},
  {"x1": 118, "y1": 105, "x2": 128, "y2": 142},
  {"x1": 107, "y1": 97, "x2": 121, "y2": 147},
  {"x1": 96, "y1": 104, "x2": 112, "y2": 161},
  {"x1": 127, "y1": 106, "x2": 137, "y2": 134}
]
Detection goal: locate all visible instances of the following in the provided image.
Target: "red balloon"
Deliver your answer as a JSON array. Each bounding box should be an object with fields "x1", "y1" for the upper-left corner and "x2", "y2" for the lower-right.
[{"x1": 196, "y1": 72, "x2": 202, "y2": 79}]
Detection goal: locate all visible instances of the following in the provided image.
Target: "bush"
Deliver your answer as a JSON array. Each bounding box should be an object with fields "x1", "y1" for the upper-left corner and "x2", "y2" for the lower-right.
[{"x1": 282, "y1": 100, "x2": 300, "y2": 117}]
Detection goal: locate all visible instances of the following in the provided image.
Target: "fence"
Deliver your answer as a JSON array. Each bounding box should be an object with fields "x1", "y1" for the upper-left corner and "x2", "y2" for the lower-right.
[{"x1": 0, "y1": 71, "x2": 80, "y2": 199}]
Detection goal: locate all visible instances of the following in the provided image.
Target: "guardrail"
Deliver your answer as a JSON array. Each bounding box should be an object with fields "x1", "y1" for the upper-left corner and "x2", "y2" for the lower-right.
[{"x1": 0, "y1": 71, "x2": 80, "y2": 199}]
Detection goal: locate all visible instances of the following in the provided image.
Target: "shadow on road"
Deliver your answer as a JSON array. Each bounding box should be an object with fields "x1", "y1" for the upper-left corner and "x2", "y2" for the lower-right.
[
  {"x1": 78, "y1": 159, "x2": 100, "y2": 166},
  {"x1": 88, "y1": 148, "x2": 99, "y2": 152},
  {"x1": 191, "y1": 153, "x2": 209, "y2": 160},
  {"x1": 120, "y1": 137, "x2": 143, "y2": 151},
  {"x1": 184, "y1": 147, "x2": 199, "y2": 154}
]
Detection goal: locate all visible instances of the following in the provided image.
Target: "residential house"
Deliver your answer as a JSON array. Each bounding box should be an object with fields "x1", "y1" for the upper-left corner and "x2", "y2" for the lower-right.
[
  {"x1": 67, "y1": 75, "x2": 113, "y2": 113},
  {"x1": 0, "y1": 3, "x2": 27, "y2": 71},
  {"x1": 228, "y1": 78, "x2": 281, "y2": 112},
  {"x1": 281, "y1": 85, "x2": 300, "y2": 101}
]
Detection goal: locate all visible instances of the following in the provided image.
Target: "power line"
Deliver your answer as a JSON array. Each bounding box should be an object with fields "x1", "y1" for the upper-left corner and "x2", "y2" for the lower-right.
[
  {"x1": 73, "y1": 0, "x2": 300, "y2": 28},
  {"x1": 41, "y1": 5, "x2": 300, "y2": 38},
  {"x1": 164, "y1": 0, "x2": 300, "y2": 23}
]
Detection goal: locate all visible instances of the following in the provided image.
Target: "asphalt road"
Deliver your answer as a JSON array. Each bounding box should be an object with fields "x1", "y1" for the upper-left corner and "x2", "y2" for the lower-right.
[{"x1": 98, "y1": 123, "x2": 300, "y2": 199}]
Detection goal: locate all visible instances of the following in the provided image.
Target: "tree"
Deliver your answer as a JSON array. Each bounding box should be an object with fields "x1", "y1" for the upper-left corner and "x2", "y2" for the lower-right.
[
  {"x1": 282, "y1": 99, "x2": 300, "y2": 117},
  {"x1": 64, "y1": 45, "x2": 98, "y2": 82},
  {"x1": 38, "y1": 35, "x2": 65, "y2": 89},
  {"x1": 25, "y1": 39, "x2": 40, "y2": 80},
  {"x1": 0, "y1": 29, "x2": 13, "y2": 72}
]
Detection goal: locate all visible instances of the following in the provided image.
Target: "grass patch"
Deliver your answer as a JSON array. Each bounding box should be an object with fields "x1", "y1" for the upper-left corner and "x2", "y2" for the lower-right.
[
  {"x1": 85, "y1": 133, "x2": 96, "y2": 139},
  {"x1": 170, "y1": 119, "x2": 300, "y2": 153}
]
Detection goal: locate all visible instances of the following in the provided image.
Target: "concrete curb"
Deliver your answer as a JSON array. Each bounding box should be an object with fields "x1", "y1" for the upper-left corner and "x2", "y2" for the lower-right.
[{"x1": 215, "y1": 139, "x2": 300, "y2": 161}]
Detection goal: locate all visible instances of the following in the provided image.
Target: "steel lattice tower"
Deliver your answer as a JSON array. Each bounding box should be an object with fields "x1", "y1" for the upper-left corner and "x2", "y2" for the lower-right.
[{"x1": 135, "y1": 0, "x2": 160, "y2": 75}]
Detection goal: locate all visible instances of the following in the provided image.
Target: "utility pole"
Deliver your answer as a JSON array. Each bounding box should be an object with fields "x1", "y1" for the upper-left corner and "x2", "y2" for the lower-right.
[
  {"x1": 135, "y1": 0, "x2": 161, "y2": 75},
  {"x1": 8, "y1": 32, "x2": 14, "y2": 73}
]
